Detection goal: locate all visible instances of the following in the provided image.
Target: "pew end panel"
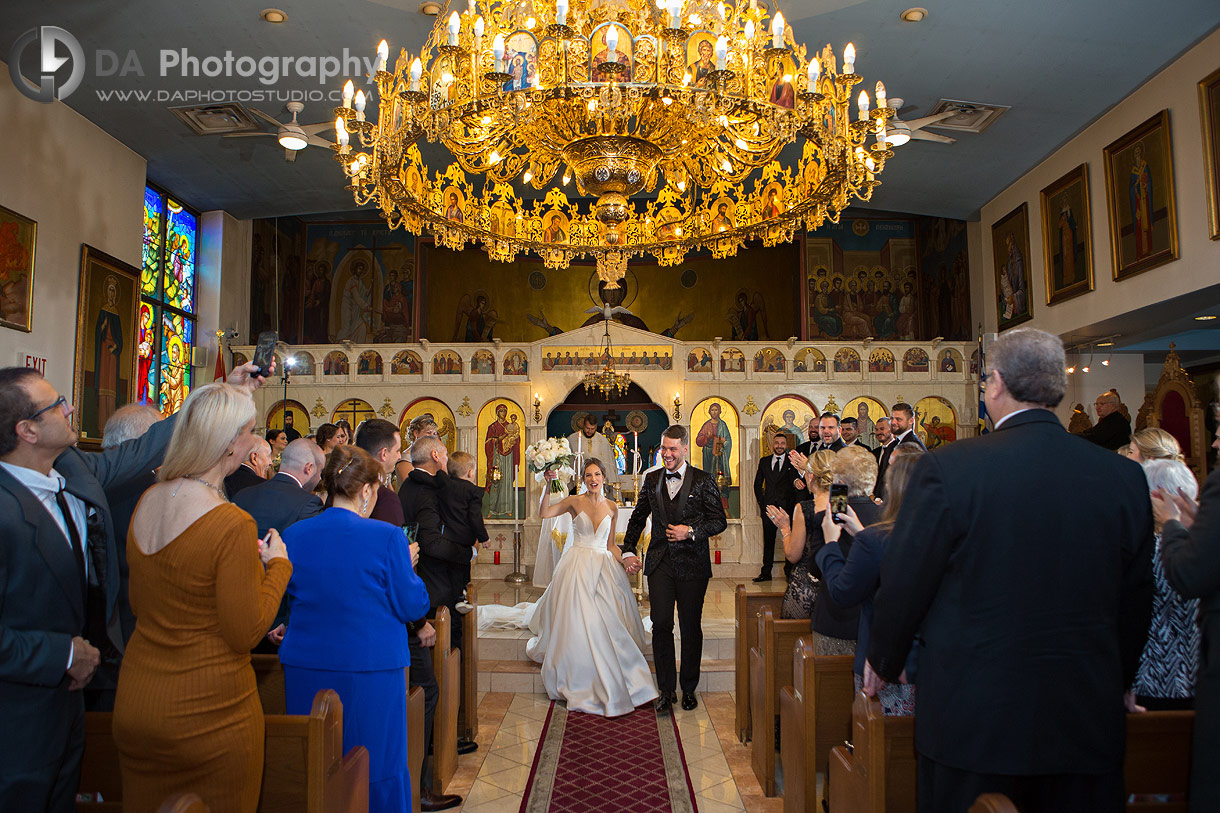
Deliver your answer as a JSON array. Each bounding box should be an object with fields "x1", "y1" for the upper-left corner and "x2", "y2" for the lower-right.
[
  {"x1": 734, "y1": 585, "x2": 786, "y2": 742},
  {"x1": 458, "y1": 580, "x2": 479, "y2": 744},
  {"x1": 428, "y1": 606, "x2": 460, "y2": 792},
  {"x1": 1125, "y1": 710, "x2": 1193, "y2": 811},
  {"x1": 409, "y1": 684, "x2": 425, "y2": 813},
  {"x1": 748, "y1": 607, "x2": 810, "y2": 797}
]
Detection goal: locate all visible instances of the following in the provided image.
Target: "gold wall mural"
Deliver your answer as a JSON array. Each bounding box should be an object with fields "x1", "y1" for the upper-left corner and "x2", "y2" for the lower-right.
[
  {"x1": 477, "y1": 398, "x2": 527, "y2": 519},
  {"x1": 399, "y1": 397, "x2": 457, "y2": 453},
  {"x1": 843, "y1": 396, "x2": 887, "y2": 448},
  {"x1": 331, "y1": 398, "x2": 376, "y2": 428},
  {"x1": 914, "y1": 396, "x2": 958, "y2": 449},
  {"x1": 690, "y1": 396, "x2": 740, "y2": 518},
  {"x1": 267, "y1": 399, "x2": 311, "y2": 437},
  {"x1": 760, "y1": 395, "x2": 818, "y2": 451}
]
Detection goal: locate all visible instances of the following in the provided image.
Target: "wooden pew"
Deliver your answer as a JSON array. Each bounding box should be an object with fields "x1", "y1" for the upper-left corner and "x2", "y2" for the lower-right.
[
  {"x1": 458, "y1": 581, "x2": 480, "y2": 744},
  {"x1": 252, "y1": 653, "x2": 286, "y2": 714},
  {"x1": 1125, "y1": 710, "x2": 1193, "y2": 811},
  {"x1": 827, "y1": 691, "x2": 917, "y2": 813},
  {"x1": 734, "y1": 585, "x2": 786, "y2": 742},
  {"x1": 78, "y1": 690, "x2": 369, "y2": 813},
  {"x1": 430, "y1": 605, "x2": 461, "y2": 793},
  {"x1": 779, "y1": 638, "x2": 857, "y2": 813},
  {"x1": 749, "y1": 606, "x2": 815, "y2": 796}
]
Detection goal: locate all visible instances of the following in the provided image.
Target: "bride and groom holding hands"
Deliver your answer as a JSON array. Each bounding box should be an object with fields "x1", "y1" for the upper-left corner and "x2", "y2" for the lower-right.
[{"x1": 529, "y1": 423, "x2": 727, "y2": 717}]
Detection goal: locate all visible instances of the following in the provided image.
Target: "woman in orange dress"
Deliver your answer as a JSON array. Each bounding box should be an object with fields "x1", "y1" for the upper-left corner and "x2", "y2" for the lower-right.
[{"x1": 114, "y1": 378, "x2": 291, "y2": 813}]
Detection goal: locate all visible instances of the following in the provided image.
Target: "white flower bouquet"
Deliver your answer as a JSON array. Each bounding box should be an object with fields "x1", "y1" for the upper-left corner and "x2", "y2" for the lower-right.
[{"x1": 526, "y1": 436, "x2": 576, "y2": 494}]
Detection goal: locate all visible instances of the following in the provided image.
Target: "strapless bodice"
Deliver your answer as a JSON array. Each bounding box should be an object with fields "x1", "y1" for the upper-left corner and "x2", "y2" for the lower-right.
[{"x1": 571, "y1": 512, "x2": 612, "y2": 550}]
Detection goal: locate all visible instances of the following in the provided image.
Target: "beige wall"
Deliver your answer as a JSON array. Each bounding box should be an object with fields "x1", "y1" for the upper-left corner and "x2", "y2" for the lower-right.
[
  {"x1": 0, "y1": 60, "x2": 147, "y2": 397},
  {"x1": 198, "y1": 211, "x2": 252, "y2": 375},
  {"x1": 974, "y1": 27, "x2": 1220, "y2": 339}
]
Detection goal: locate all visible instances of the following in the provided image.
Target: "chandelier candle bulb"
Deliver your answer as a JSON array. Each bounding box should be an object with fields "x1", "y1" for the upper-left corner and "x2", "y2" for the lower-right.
[
  {"x1": 341, "y1": 79, "x2": 354, "y2": 108},
  {"x1": 807, "y1": 57, "x2": 819, "y2": 88},
  {"x1": 474, "y1": 15, "x2": 484, "y2": 46},
  {"x1": 667, "y1": 0, "x2": 681, "y2": 28},
  {"x1": 874, "y1": 81, "x2": 886, "y2": 110},
  {"x1": 377, "y1": 40, "x2": 389, "y2": 72},
  {"x1": 354, "y1": 89, "x2": 366, "y2": 120},
  {"x1": 409, "y1": 58, "x2": 422, "y2": 91},
  {"x1": 447, "y1": 12, "x2": 460, "y2": 46},
  {"x1": 744, "y1": 19, "x2": 754, "y2": 44},
  {"x1": 493, "y1": 33, "x2": 505, "y2": 71},
  {"x1": 843, "y1": 43, "x2": 856, "y2": 73},
  {"x1": 771, "y1": 11, "x2": 784, "y2": 48},
  {"x1": 467, "y1": 0, "x2": 475, "y2": 14},
  {"x1": 556, "y1": 0, "x2": 568, "y2": 25},
  {"x1": 857, "y1": 89, "x2": 869, "y2": 121},
  {"x1": 715, "y1": 35, "x2": 727, "y2": 70},
  {"x1": 606, "y1": 24, "x2": 619, "y2": 56},
  {"x1": 335, "y1": 117, "x2": 349, "y2": 151}
]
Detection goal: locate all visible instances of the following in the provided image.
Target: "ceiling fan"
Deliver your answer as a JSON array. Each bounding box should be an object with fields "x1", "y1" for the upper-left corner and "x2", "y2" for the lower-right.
[
  {"x1": 222, "y1": 102, "x2": 333, "y2": 161},
  {"x1": 883, "y1": 98, "x2": 958, "y2": 146}
]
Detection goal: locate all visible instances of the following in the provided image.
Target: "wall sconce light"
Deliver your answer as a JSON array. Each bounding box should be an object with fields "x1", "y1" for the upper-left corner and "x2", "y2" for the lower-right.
[
  {"x1": 672, "y1": 392, "x2": 682, "y2": 422},
  {"x1": 533, "y1": 392, "x2": 542, "y2": 423}
]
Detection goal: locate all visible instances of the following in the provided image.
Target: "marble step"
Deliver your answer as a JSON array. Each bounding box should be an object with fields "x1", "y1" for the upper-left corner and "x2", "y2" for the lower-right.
[{"x1": 476, "y1": 658, "x2": 735, "y2": 694}]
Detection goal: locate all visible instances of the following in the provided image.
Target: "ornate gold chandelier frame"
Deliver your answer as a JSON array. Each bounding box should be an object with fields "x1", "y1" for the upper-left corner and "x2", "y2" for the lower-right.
[{"x1": 334, "y1": 0, "x2": 895, "y2": 285}]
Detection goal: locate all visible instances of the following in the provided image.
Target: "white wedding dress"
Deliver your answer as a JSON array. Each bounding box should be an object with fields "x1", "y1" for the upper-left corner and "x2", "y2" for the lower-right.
[{"x1": 524, "y1": 511, "x2": 658, "y2": 717}]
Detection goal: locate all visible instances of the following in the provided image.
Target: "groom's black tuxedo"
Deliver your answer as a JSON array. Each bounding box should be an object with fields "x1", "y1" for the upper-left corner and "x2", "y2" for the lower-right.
[{"x1": 624, "y1": 463, "x2": 727, "y2": 695}]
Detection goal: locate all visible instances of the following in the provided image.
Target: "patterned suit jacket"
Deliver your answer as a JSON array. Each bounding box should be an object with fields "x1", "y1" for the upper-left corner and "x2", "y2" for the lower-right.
[{"x1": 622, "y1": 465, "x2": 727, "y2": 580}]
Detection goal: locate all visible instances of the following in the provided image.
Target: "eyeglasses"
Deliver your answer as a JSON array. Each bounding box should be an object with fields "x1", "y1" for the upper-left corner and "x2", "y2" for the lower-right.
[{"x1": 25, "y1": 395, "x2": 68, "y2": 422}]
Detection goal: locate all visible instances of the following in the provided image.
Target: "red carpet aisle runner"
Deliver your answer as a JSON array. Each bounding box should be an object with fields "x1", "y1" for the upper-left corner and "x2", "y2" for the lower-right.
[{"x1": 520, "y1": 702, "x2": 699, "y2": 813}]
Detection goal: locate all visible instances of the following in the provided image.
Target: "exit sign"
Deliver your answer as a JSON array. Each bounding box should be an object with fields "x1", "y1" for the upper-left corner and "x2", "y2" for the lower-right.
[{"x1": 19, "y1": 352, "x2": 47, "y2": 375}]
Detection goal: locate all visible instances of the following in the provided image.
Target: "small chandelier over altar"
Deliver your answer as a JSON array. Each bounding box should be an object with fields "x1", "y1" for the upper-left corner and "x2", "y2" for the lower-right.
[
  {"x1": 334, "y1": 0, "x2": 896, "y2": 286},
  {"x1": 584, "y1": 321, "x2": 631, "y2": 397}
]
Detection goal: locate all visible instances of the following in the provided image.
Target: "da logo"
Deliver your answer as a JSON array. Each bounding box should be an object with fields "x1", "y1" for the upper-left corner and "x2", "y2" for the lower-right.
[{"x1": 9, "y1": 26, "x2": 85, "y2": 103}]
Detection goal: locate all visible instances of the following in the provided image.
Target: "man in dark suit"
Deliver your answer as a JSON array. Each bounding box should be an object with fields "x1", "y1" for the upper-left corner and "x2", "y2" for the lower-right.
[
  {"x1": 354, "y1": 418, "x2": 405, "y2": 526},
  {"x1": 752, "y1": 432, "x2": 799, "y2": 582},
  {"x1": 0, "y1": 363, "x2": 264, "y2": 812},
  {"x1": 232, "y1": 438, "x2": 325, "y2": 651},
  {"x1": 876, "y1": 403, "x2": 924, "y2": 496},
  {"x1": 223, "y1": 435, "x2": 271, "y2": 497},
  {"x1": 839, "y1": 417, "x2": 874, "y2": 453},
  {"x1": 1079, "y1": 390, "x2": 1132, "y2": 451},
  {"x1": 623, "y1": 424, "x2": 728, "y2": 714},
  {"x1": 86, "y1": 404, "x2": 164, "y2": 711},
  {"x1": 872, "y1": 416, "x2": 894, "y2": 463},
  {"x1": 797, "y1": 413, "x2": 846, "y2": 456},
  {"x1": 1155, "y1": 416, "x2": 1220, "y2": 809},
  {"x1": 867, "y1": 329, "x2": 1154, "y2": 812}
]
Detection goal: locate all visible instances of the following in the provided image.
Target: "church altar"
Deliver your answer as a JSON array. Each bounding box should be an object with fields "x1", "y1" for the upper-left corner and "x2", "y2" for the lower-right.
[{"x1": 236, "y1": 321, "x2": 977, "y2": 578}]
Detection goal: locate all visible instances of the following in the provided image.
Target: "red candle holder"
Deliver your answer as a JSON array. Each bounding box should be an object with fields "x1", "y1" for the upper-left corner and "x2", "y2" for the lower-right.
[
  {"x1": 494, "y1": 550, "x2": 501, "y2": 565},
  {"x1": 714, "y1": 550, "x2": 721, "y2": 564}
]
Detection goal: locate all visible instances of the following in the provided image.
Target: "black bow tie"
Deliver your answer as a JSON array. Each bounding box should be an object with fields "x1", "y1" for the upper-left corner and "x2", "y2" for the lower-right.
[{"x1": 665, "y1": 470, "x2": 682, "y2": 480}]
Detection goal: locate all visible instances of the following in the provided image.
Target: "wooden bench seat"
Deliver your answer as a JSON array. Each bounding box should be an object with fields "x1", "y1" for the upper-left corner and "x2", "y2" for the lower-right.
[
  {"x1": 429, "y1": 606, "x2": 461, "y2": 792},
  {"x1": 1125, "y1": 710, "x2": 1193, "y2": 811},
  {"x1": 458, "y1": 581, "x2": 479, "y2": 745},
  {"x1": 749, "y1": 606, "x2": 817, "y2": 796},
  {"x1": 778, "y1": 637, "x2": 856, "y2": 812},
  {"x1": 734, "y1": 585, "x2": 785, "y2": 742},
  {"x1": 78, "y1": 689, "x2": 370, "y2": 813},
  {"x1": 828, "y1": 691, "x2": 917, "y2": 813}
]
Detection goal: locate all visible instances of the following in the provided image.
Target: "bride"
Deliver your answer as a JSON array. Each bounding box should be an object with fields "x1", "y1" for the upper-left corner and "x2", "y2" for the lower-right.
[{"x1": 527, "y1": 458, "x2": 659, "y2": 717}]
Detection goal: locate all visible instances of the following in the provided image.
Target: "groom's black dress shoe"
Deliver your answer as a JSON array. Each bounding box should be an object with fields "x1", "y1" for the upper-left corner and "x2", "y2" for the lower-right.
[
  {"x1": 655, "y1": 694, "x2": 672, "y2": 715},
  {"x1": 682, "y1": 692, "x2": 698, "y2": 711},
  {"x1": 752, "y1": 574, "x2": 772, "y2": 583}
]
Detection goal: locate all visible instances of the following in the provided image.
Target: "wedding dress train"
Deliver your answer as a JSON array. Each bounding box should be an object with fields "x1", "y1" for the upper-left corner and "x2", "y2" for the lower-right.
[{"x1": 524, "y1": 511, "x2": 658, "y2": 717}]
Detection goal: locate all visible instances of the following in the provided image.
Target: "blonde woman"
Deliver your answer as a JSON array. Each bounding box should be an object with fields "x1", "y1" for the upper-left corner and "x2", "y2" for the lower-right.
[
  {"x1": 767, "y1": 449, "x2": 835, "y2": 619},
  {"x1": 114, "y1": 380, "x2": 291, "y2": 813},
  {"x1": 1128, "y1": 427, "x2": 1184, "y2": 463},
  {"x1": 394, "y1": 414, "x2": 439, "y2": 484}
]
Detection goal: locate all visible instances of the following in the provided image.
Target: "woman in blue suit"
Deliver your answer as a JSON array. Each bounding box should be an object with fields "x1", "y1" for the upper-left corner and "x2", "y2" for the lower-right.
[{"x1": 280, "y1": 445, "x2": 431, "y2": 813}]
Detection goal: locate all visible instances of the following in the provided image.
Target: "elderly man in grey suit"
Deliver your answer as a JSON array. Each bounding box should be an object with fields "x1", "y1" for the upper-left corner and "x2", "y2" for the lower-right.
[{"x1": 0, "y1": 363, "x2": 266, "y2": 812}]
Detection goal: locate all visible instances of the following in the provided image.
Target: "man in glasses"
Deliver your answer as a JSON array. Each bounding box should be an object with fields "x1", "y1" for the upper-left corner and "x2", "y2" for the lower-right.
[{"x1": 0, "y1": 364, "x2": 266, "y2": 811}]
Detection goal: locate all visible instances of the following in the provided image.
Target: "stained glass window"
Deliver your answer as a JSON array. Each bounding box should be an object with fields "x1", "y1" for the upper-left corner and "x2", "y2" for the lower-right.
[{"x1": 140, "y1": 184, "x2": 198, "y2": 415}]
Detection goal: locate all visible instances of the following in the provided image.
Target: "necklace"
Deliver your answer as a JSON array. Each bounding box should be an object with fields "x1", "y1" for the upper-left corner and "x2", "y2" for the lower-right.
[{"x1": 177, "y1": 475, "x2": 229, "y2": 502}]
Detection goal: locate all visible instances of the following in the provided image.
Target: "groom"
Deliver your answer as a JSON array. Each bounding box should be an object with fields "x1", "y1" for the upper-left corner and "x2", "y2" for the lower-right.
[{"x1": 622, "y1": 424, "x2": 727, "y2": 714}]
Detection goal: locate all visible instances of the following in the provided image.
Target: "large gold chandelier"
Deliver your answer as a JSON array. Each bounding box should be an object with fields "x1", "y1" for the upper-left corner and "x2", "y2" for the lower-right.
[
  {"x1": 334, "y1": 0, "x2": 895, "y2": 285},
  {"x1": 583, "y1": 319, "x2": 631, "y2": 396}
]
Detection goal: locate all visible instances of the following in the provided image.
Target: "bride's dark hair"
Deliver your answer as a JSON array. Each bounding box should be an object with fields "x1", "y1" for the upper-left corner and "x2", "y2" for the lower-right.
[{"x1": 583, "y1": 457, "x2": 608, "y2": 481}]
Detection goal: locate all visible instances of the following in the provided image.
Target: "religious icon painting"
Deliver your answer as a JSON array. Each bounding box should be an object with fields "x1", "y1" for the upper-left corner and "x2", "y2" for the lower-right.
[
  {"x1": 72, "y1": 245, "x2": 140, "y2": 449},
  {"x1": 356, "y1": 350, "x2": 383, "y2": 376},
  {"x1": 432, "y1": 350, "x2": 463, "y2": 375},
  {"x1": 759, "y1": 182, "x2": 784, "y2": 220},
  {"x1": 442, "y1": 187, "x2": 465, "y2": 223},
  {"x1": 767, "y1": 54, "x2": 796, "y2": 109},
  {"x1": 654, "y1": 205, "x2": 683, "y2": 242},
  {"x1": 291, "y1": 351, "x2": 315, "y2": 375},
  {"x1": 0, "y1": 203, "x2": 36, "y2": 332},
  {"x1": 267, "y1": 399, "x2": 311, "y2": 438},
  {"x1": 970, "y1": 349, "x2": 980, "y2": 377},
  {"x1": 471, "y1": 349, "x2": 496, "y2": 375},
  {"x1": 541, "y1": 210, "x2": 569, "y2": 243},
  {"x1": 760, "y1": 395, "x2": 817, "y2": 451},
  {"x1": 690, "y1": 397, "x2": 739, "y2": 517},
  {"x1": 833, "y1": 347, "x2": 861, "y2": 373},
  {"x1": 323, "y1": 350, "x2": 349, "y2": 375},
  {"x1": 391, "y1": 349, "x2": 423, "y2": 375},
  {"x1": 843, "y1": 397, "x2": 887, "y2": 450},
  {"x1": 902, "y1": 347, "x2": 930, "y2": 373},
  {"x1": 503, "y1": 32, "x2": 538, "y2": 91},
  {"x1": 400, "y1": 397, "x2": 457, "y2": 453},
  {"x1": 991, "y1": 203, "x2": 1033, "y2": 330},
  {"x1": 331, "y1": 398, "x2": 376, "y2": 430},
  {"x1": 914, "y1": 396, "x2": 958, "y2": 449},
  {"x1": 1040, "y1": 164, "x2": 1094, "y2": 305},
  {"x1": 867, "y1": 348, "x2": 895, "y2": 373},
  {"x1": 1201, "y1": 67, "x2": 1220, "y2": 240},
  {"x1": 503, "y1": 349, "x2": 528, "y2": 375},
  {"x1": 232, "y1": 351, "x2": 249, "y2": 368},
  {"x1": 687, "y1": 347, "x2": 714, "y2": 373},
  {"x1": 686, "y1": 32, "x2": 717, "y2": 89},
  {"x1": 708, "y1": 197, "x2": 736, "y2": 233},
  {"x1": 403, "y1": 164, "x2": 424, "y2": 199},
  {"x1": 1102, "y1": 110, "x2": 1178, "y2": 280},
  {"x1": 477, "y1": 398, "x2": 527, "y2": 518},
  {"x1": 719, "y1": 347, "x2": 745, "y2": 372},
  {"x1": 753, "y1": 347, "x2": 786, "y2": 373},
  {"x1": 937, "y1": 348, "x2": 963, "y2": 375},
  {"x1": 590, "y1": 23, "x2": 633, "y2": 82},
  {"x1": 793, "y1": 347, "x2": 825, "y2": 373}
]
